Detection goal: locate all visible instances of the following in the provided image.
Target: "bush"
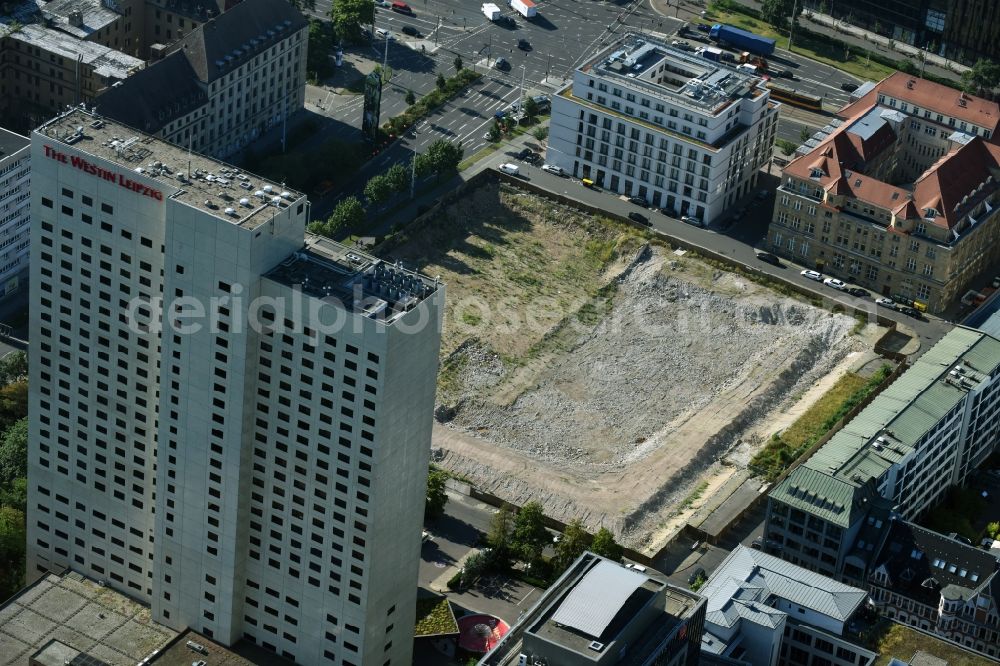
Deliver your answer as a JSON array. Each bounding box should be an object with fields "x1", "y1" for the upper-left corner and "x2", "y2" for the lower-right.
[{"x1": 446, "y1": 571, "x2": 463, "y2": 590}]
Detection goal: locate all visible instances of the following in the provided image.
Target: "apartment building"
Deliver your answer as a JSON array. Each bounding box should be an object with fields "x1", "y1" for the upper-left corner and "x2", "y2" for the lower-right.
[
  {"x1": 764, "y1": 327, "x2": 1000, "y2": 582},
  {"x1": 868, "y1": 520, "x2": 1000, "y2": 660},
  {"x1": 479, "y1": 552, "x2": 706, "y2": 666},
  {"x1": 546, "y1": 32, "x2": 778, "y2": 225},
  {"x1": 765, "y1": 73, "x2": 1000, "y2": 313},
  {"x1": 27, "y1": 107, "x2": 444, "y2": 666},
  {"x1": 96, "y1": 0, "x2": 307, "y2": 158},
  {"x1": 0, "y1": 127, "x2": 30, "y2": 299},
  {"x1": 699, "y1": 546, "x2": 876, "y2": 666}
]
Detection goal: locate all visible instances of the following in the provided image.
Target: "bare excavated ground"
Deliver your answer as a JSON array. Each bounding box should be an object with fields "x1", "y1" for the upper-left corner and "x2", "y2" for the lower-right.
[{"x1": 387, "y1": 183, "x2": 872, "y2": 552}]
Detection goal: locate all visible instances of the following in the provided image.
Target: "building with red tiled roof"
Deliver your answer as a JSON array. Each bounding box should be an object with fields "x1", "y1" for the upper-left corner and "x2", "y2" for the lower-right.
[{"x1": 764, "y1": 74, "x2": 1000, "y2": 313}]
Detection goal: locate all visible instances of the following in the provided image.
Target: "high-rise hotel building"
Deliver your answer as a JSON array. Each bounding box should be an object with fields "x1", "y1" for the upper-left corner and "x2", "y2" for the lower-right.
[{"x1": 27, "y1": 107, "x2": 444, "y2": 666}]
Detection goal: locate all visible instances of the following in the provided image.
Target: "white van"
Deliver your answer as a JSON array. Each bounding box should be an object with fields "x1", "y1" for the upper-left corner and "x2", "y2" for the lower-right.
[{"x1": 498, "y1": 163, "x2": 520, "y2": 176}]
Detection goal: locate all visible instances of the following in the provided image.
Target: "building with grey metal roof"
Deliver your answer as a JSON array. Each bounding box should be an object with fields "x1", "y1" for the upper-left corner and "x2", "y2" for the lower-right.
[
  {"x1": 699, "y1": 545, "x2": 875, "y2": 666},
  {"x1": 765, "y1": 327, "x2": 1000, "y2": 583},
  {"x1": 478, "y1": 552, "x2": 705, "y2": 666}
]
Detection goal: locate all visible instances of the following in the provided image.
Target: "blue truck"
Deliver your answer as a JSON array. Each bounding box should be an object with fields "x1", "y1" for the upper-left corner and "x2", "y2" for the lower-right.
[{"x1": 708, "y1": 24, "x2": 775, "y2": 56}]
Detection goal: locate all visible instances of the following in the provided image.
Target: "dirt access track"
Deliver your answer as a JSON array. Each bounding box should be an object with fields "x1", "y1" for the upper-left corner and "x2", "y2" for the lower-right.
[{"x1": 383, "y1": 183, "x2": 874, "y2": 553}]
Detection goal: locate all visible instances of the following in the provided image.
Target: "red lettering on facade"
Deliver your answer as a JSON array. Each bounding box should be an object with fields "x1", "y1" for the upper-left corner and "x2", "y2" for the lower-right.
[{"x1": 47, "y1": 145, "x2": 164, "y2": 203}]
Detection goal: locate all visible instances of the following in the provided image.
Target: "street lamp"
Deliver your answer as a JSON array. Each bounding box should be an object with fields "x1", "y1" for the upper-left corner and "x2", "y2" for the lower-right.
[{"x1": 787, "y1": 0, "x2": 799, "y2": 50}]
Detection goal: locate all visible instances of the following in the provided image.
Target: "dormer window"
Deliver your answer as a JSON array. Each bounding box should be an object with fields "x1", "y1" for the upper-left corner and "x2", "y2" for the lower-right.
[
  {"x1": 924, "y1": 208, "x2": 936, "y2": 219},
  {"x1": 810, "y1": 168, "x2": 823, "y2": 178}
]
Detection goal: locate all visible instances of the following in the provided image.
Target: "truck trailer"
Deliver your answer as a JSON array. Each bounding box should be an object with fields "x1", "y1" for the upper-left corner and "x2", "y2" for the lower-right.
[
  {"x1": 482, "y1": 2, "x2": 501, "y2": 20},
  {"x1": 510, "y1": 0, "x2": 536, "y2": 18},
  {"x1": 708, "y1": 24, "x2": 775, "y2": 56}
]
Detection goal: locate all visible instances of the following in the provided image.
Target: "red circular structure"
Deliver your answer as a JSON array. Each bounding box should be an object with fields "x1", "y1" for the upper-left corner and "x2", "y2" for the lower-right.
[{"x1": 457, "y1": 614, "x2": 510, "y2": 653}]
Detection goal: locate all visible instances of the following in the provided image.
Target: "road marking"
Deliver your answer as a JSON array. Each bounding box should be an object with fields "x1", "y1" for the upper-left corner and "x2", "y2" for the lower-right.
[{"x1": 516, "y1": 587, "x2": 537, "y2": 605}]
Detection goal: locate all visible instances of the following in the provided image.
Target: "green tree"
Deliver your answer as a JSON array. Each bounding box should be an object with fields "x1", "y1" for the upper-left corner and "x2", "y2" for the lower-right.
[
  {"x1": 420, "y1": 139, "x2": 464, "y2": 177},
  {"x1": 331, "y1": 0, "x2": 375, "y2": 43},
  {"x1": 425, "y1": 466, "x2": 448, "y2": 520},
  {"x1": 306, "y1": 18, "x2": 335, "y2": 82},
  {"x1": 314, "y1": 196, "x2": 365, "y2": 238},
  {"x1": 0, "y1": 382, "x2": 26, "y2": 434},
  {"x1": 0, "y1": 418, "x2": 26, "y2": 491},
  {"x1": 986, "y1": 521, "x2": 1000, "y2": 539},
  {"x1": 532, "y1": 126, "x2": 548, "y2": 141},
  {"x1": 436, "y1": 72, "x2": 447, "y2": 90},
  {"x1": 454, "y1": 55, "x2": 464, "y2": 72},
  {"x1": 0, "y1": 352, "x2": 27, "y2": 387},
  {"x1": 961, "y1": 58, "x2": 1000, "y2": 96},
  {"x1": 760, "y1": 0, "x2": 797, "y2": 30},
  {"x1": 776, "y1": 138, "x2": 798, "y2": 156},
  {"x1": 0, "y1": 506, "x2": 25, "y2": 600},
  {"x1": 363, "y1": 173, "x2": 393, "y2": 204},
  {"x1": 405, "y1": 90, "x2": 416, "y2": 105},
  {"x1": 523, "y1": 96, "x2": 539, "y2": 121},
  {"x1": 511, "y1": 501, "x2": 550, "y2": 563},
  {"x1": 385, "y1": 162, "x2": 409, "y2": 193},
  {"x1": 487, "y1": 503, "x2": 515, "y2": 565},
  {"x1": 488, "y1": 123, "x2": 502, "y2": 142},
  {"x1": 799, "y1": 127, "x2": 812, "y2": 142},
  {"x1": 553, "y1": 518, "x2": 589, "y2": 572},
  {"x1": 590, "y1": 527, "x2": 623, "y2": 561}
]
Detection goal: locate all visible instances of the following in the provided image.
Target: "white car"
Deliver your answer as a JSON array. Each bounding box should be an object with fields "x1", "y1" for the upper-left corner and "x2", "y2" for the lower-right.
[
  {"x1": 823, "y1": 277, "x2": 847, "y2": 290},
  {"x1": 800, "y1": 269, "x2": 823, "y2": 282},
  {"x1": 541, "y1": 163, "x2": 564, "y2": 176},
  {"x1": 875, "y1": 297, "x2": 895, "y2": 307},
  {"x1": 681, "y1": 215, "x2": 703, "y2": 227}
]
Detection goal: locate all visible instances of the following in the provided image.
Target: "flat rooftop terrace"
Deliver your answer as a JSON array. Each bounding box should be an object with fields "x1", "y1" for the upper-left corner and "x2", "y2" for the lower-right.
[
  {"x1": 37, "y1": 107, "x2": 304, "y2": 227},
  {"x1": 264, "y1": 234, "x2": 441, "y2": 320},
  {"x1": 0, "y1": 570, "x2": 177, "y2": 666}
]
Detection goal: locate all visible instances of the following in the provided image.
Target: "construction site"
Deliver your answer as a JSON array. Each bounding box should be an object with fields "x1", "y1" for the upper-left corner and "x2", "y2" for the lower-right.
[{"x1": 388, "y1": 182, "x2": 886, "y2": 554}]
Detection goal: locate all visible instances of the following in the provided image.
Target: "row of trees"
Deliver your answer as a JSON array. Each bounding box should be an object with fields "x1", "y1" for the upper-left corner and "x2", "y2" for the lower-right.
[
  {"x1": 308, "y1": 138, "x2": 464, "y2": 239},
  {"x1": 0, "y1": 351, "x2": 29, "y2": 602},
  {"x1": 450, "y1": 502, "x2": 624, "y2": 589}
]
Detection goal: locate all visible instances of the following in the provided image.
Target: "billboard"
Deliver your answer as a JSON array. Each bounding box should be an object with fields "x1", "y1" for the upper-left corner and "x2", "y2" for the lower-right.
[{"x1": 362, "y1": 71, "x2": 383, "y2": 141}]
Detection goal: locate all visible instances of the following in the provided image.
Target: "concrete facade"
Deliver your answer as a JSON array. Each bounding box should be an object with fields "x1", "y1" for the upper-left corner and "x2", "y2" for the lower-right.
[
  {"x1": 546, "y1": 32, "x2": 777, "y2": 225},
  {"x1": 27, "y1": 107, "x2": 444, "y2": 666}
]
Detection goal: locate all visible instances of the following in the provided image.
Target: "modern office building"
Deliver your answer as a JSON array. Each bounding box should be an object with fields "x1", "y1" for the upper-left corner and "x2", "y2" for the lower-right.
[
  {"x1": 0, "y1": 127, "x2": 30, "y2": 300},
  {"x1": 699, "y1": 546, "x2": 876, "y2": 666},
  {"x1": 868, "y1": 520, "x2": 1000, "y2": 660},
  {"x1": 479, "y1": 552, "x2": 706, "y2": 666},
  {"x1": 27, "y1": 106, "x2": 444, "y2": 666},
  {"x1": 764, "y1": 326, "x2": 1000, "y2": 582},
  {"x1": 96, "y1": 0, "x2": 308, "y2": 158},
  {"x1": 546, "y1": 32, "x2": 778, "y2": 225},
  {"x1": 802, "y1": 0, "x2": 1000, "y2": 66},
  {"x1": 764, "y1": 73, "x2": 1000, "y2": 313}
]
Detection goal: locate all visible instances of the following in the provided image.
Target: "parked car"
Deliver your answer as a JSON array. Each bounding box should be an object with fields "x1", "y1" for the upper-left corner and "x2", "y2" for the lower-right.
[
  {"x1": 628, "y1": 195, "x2": 647, "y2": 206},
  {"x1": 523, "y1": 152, "x2": 540, "y2": 164},
  {"x1": 374, "y1": 27, "x2": 392, "y2": 39},
  {"x1": 823, "y1": 277, "x2": 847, "y2": 290},
  {"x1": 498, "y1": 163, "x2": 520, "y2": 176},
  {"x1": 401, "y1": 25, "x2": 421, "y2": 37},
  {"x1": 688, "y1": 566, "x2": 706, "y2": 585},
  {"x1": 875, "y1": 297, "x2": 895, "y2": 307},
  {"x1": 696, "y1": 23, "x2": 711, "y2": 32},
  {"x1": 801, "y1": 269, "x2": 823, "y2": 282},
  {"x1": 680, "y1": 215, "x2": 702, "y2": 227},
  {"x1": 541, "y1": 163, "x2": 565, "y2": 176},
  {"x1": 992, "y1": 276, "x2": 1000, "y2": 289},
  {"x1": 751, "y1": 536, "x2": 764, "y2": 550},
  {"x1": 628, "y1": 211, "x2": 650, "y2": 226},
  {"x1": 515, "y1": 147, "x2": 533, "y2": 161},
  {"x1": 841, "y1": 82, "x2": 859, "y2": 92},
  {"x1": 896, "y1": 305, "x2": 922, "y2": 319},
  {"x1": 756, "y1": 252, "x2": 781, "y2": 266},
  {"x1": 847, "y1": 287, "x2": 870, "y2": 298},
  {"x1": 517, "y1": 38, "x2": 531, "y2": 51},
  {"x1": 581, "y1": 178, "x2": 595, "y2": 188},
  {"x1": 494, "y1": 57, "x2": 510, "y2": 71}
]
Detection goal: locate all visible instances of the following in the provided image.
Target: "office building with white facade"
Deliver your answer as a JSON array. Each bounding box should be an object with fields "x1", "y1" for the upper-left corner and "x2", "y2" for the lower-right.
[
  {"x1": 96, "y1": 0, "x2": 308, "y2": 159},
  {"x1": 699, "y1": 545, "x2": 876, "y2": 666},
  {"x1": 545, "y1": 32, "x2": 778, "y2": 224},
  {"x1": 0, "y1": 127, "x2": 30, "y2": 299},
  {"x1": 27, "y1": 107, "x2": 444, "y2": 666},
  {"x1": 764, "y1": 327, "x2": 1000, "y2": 583}
]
